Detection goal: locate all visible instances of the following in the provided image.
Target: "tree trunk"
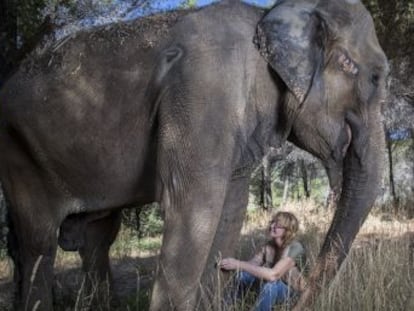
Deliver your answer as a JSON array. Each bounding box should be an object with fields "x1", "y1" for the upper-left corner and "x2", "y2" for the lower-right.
[
  {"x1": 135, "y1": 208, "x2": 142, "y2": 239},
  {"x1": 260, "y1": 153, "x2": 273, "y2": 210},
  {"x1": 300, "y1": 160, "x2": 310, "y2": 198},
  {"x1": 325, "y1": 188, "x2": 337, "y2": 210},
  {"x1": 282, "y1": 175, "x2": 289, "y2": 204},
  {"x1": 411, "y1": 129, "x2": 414, "y2": 203},
  {"x1": 386, "y1": 134, "x2": 399, "y2": 212},
  {"x1": 0, "y1": 0, "x2": 17, "y2": 85}
]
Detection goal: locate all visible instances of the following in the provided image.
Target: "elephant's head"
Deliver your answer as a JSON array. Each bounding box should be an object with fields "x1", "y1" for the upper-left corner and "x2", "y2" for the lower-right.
[{"x1": 255, "y1": 0, "x2": 388, "y2": 306}]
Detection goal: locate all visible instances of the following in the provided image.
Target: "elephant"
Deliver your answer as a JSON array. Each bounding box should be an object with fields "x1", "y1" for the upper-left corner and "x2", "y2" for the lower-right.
[{"x1": 0, "y1": 0, "x2": 388, "y2": 310}]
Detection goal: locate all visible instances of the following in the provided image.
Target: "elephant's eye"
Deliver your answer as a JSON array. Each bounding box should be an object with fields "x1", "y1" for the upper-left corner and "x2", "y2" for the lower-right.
[{"x1": 371, "y1": 73, "x2": 380, "y2": 87}]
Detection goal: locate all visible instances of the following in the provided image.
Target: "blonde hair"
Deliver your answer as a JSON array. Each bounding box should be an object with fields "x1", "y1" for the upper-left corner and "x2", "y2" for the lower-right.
[{"x1": 270, "y1": 211, "x2": 299, "y2": 248}]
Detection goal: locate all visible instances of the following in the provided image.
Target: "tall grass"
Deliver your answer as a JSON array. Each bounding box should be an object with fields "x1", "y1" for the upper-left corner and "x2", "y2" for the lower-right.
[
  {"x1": 228, "y1": 201, "x2": 414, "y2": 311},
  {"x1": 0, "y1": 200, "x2": 412, "y2": 310},
  {"x1": 315, "y1": 233, "x2": 413, "y2": 311}
]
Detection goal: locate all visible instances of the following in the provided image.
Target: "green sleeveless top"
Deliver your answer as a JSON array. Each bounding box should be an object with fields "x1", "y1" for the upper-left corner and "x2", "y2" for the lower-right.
[
  {"x1": 261, "y1": 240, "x2": 308, "y2": 291},
  {"x1": 262, "y1": 240, "x2": 307, "y2": 272}
]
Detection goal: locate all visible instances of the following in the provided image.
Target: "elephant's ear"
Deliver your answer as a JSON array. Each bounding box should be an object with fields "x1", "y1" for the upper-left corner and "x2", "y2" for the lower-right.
[{"x1": 255, "y1": 0, "x2": 327, "y2": 103}]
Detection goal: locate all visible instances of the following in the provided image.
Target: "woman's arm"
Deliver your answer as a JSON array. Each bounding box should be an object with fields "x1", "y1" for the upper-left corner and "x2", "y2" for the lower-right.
[
  {"x1": 247, "y1": 248, "x2": 265, "y2": 266},
  {"x1": 219, "y1": 256, "x2": 296, "y2": 282}
]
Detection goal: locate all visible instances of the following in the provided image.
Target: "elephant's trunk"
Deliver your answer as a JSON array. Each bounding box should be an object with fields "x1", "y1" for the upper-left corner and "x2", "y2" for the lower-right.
[{"x1": 294, "y1": 110, "x2": 385, "y2": 309}]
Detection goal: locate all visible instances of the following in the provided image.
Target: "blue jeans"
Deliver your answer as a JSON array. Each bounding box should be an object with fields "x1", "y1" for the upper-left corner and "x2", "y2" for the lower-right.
[{"x1": 234, "y1": 271, "x2": 294, "y2": 311}]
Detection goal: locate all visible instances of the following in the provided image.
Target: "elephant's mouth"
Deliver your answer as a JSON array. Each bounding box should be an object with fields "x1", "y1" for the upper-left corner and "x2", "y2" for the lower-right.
[
  {"x1": 322, "y1": 120, "x2": 353, "y2": 201},
  {"x1": 342, "y1": 122, "x2": 352, "y2": 157}
]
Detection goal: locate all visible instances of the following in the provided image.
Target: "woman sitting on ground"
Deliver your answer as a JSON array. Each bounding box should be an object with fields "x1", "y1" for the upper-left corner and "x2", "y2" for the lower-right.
[{"x1": 219, "y1": 211, "x2": 307, "y2": 311}]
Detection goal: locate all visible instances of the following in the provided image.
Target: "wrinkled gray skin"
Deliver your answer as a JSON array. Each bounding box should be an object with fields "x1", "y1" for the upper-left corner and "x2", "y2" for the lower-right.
[{"x1": 0, "y1": 0, "x2": 388, "y2": 310}]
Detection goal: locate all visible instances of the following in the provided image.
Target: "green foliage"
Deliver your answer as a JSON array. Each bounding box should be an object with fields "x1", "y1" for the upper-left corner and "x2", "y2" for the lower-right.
[
  {"x1": 122, "y1": 288, "x2": 151, "y2": 311},
  {"x1": 363, "y1": 0, "x2": 414, "y2": 60},
  {"x1": 122, "y1": 204, "x2": 164, "y2": 238},
  {"x1": 136, "y1": 238, "x2": 162, "y2": 251},
  {"x1": 181, "y1": 0, "x2": 197, "y2": 9},
  {"x1": 61, "y1": 0, "x2": 116, "y2": 19},
  {"x1": 0, "y1": 249, "x2": 7, "y2": 261},
  {"x1": 16, "y1": 0, "x2": 48, "y2": 43},
  {"x1": 382, "y1": 136, "x2": 414, "y2": 216},
  {"x1": 249, "y1": 154, "x2": 329, "y2": 209},
  {"x1": 138, "y1": 205, "x2": 164, "y2": 237}
]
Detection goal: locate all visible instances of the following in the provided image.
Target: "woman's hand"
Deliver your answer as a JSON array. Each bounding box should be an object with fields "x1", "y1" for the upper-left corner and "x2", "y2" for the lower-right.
[{"x1": 218, "y1": 258, "x2": 240, "y2": 271}]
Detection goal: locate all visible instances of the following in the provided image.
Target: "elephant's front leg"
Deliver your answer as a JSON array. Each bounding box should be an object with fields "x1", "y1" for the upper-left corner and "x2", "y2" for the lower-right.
[
  {"x1": 200, "y1": 176, "x2": 250, "y2": 306},
  {"x1": 2, "y1": 164, "x2": 59, "y2": 311},
  {"x1": 150, "y1": 152, "x2": 233, "y2": 310}
]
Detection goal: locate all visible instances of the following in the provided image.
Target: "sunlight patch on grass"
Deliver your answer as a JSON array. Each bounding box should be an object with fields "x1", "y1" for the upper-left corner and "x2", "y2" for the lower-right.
[
  {"x1": 110, "y1": 226, "x2": 162, "y2": 259},
  {"x1": 0, "y1": 258, "x2": 12, "y2": 281}
]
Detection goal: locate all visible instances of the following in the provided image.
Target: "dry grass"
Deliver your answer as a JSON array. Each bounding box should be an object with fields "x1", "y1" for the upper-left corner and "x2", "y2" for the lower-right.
[
  {"x1": 0, "y1": 200, "x2": 413, "y2": 310},
  {"x1": 234, "y1": 200, "x2": 414, "y2": 311},
  {"x1": 0, "y1": 257, "x2": 12, "y2": 280}
]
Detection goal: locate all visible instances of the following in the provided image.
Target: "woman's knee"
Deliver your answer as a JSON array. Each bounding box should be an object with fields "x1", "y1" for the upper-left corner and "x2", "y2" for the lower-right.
[
  {"x1": 237, "y1": 271, "x2": 256, "y2": 285},
  {"x1": 262, "y1": 280, "x2": 289, "y2": 297}
]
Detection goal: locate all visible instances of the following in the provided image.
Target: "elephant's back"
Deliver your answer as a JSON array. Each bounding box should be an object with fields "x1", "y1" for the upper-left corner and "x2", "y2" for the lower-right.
[
  {"x1": 11, "y1": 2, "x2": 263, "y2": 80},
  {"x1": 2, "y1": 2, "x2": 264, "y2": 100},
  {"x1": 169, "y1": 2, "x2": 264, "y2": 50},
  {"x1": 12, "y1": 11, "x2": 186, "y2": 81}
]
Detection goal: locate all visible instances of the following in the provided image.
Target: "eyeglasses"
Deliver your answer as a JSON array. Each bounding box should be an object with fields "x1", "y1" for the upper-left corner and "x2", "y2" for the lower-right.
[{"x1": 269, "y1": 221, "x2": 286, "y2": 229}]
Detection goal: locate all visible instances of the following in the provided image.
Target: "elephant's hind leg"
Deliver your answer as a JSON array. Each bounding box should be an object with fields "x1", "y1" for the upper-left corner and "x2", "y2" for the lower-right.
[
  {"x1": 78, "y1": 211, "x2": 122, "y2": 310},
  {"x1": 2, "y1": 168, "x2": 59, "y2": 311}
]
